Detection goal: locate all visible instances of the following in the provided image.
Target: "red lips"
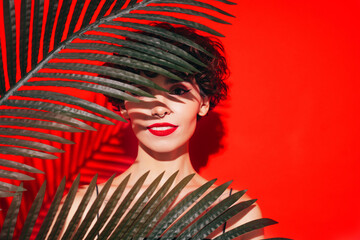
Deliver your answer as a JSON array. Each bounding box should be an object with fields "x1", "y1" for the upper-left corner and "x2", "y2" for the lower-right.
[{"x1": 147, "y1": 123, "x2": 178, "y2": 136}]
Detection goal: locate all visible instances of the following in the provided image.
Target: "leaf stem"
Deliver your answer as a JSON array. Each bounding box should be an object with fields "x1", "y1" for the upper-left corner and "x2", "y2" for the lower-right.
[{"x1": 0, "y1": 0, "x2": 152, "y2": 105}]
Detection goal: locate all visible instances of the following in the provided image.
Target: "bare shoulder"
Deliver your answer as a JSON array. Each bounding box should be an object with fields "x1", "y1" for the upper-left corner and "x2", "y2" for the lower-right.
[
  {"x1": 231, "y1": 190, "x2": 263, "y2": 225},
  {"x1": 208, "y1": 188, "x2": 264, "y2": 240},
  {"x1": 71, "y1": 183, "x2": 97, "y2": 204},
  {"x1": 227, "y1": 189, "x2": 264, "y2": 240}
]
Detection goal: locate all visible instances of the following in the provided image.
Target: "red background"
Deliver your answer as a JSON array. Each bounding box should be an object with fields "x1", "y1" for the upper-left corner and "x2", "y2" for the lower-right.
[
  {"x1": 1, "y1": 0, "x2": 360, "y2": 239},
  {"x1": 203, "y1": 1, "x2": 360, "y2": 239}
]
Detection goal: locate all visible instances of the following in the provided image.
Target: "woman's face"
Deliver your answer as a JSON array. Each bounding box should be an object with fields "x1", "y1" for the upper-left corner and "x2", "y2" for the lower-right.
[{"x1": 122, "y1": 74, "x2": 209, "y2": 156}]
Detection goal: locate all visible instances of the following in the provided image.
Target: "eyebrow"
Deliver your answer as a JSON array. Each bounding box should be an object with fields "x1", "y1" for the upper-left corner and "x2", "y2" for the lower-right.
[{"x1": 165, "y1": 78, "x2": 187, "y2": 85}]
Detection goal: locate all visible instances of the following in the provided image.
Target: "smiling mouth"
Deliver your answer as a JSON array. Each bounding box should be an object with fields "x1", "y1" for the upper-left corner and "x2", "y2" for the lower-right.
[{"x1": 147, "y1": 123, "x2": 178, "y2": 136}]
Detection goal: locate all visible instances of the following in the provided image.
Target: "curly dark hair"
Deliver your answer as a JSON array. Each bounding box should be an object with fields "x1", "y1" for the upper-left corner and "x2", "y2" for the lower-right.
[{"x1": 106, "y1": 23, "x2": 229, "y2": 111}]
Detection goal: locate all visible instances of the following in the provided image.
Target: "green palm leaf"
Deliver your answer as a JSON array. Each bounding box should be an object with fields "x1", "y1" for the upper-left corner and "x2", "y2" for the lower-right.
[
  {"x1": 161, "y1": 181, "x2": 232, "y2": 239},
  {"x1": 61, "y1": 174, "x2": 98, "y2": 239},
  {"x1": 34, "y1": 177, "x2": 66, "y2": 240},
  {"x1": 191, "y1": 199, "x2": 257, "y2": 240},
  {"x1": 1, "y1": 173, "x2": 287, "y2": 239},
  {"x1": 148, "y1": 178, "x2": 217, "y2": 239},
  {"x1": 0, "y1": 182, "x2": 26, "y2": 197},
  {"x1": 19, "y1": 181, "x2": 46, "y2": 240},
  {"x1": 84, "y1": 174, "x2": 130, "y2": 240},
  {"x1": 132, "y1": 173, "x2": 196, "y2": 239},
  {"x1": 120, "y1": 171, "x2": 182, "y2": 240},
  {"x1": 19, "y1": 0, "x2": 32, "y2": 77},
  {"x1": 213, "y1": 218, "x2": 279, "y2": 240},
  {"x1": 47, "y1": 174, "x2": 81, "y2": 239},
  {"x1": 0, "y1": 1, "x2": 287, "y2": 239},
  {"x1": 0, "y1": 184, "x2": 23, "y2": 239},
  {"x1": 98, "y1": 171, "x2": 149, "y2": 239},
  {"x1": 2, "y1": 0, "x2": 16, "y2": 87},
  {"x1": 0, "y1": 169, "x2": 34, "y2": 181},
  {"x1": 107, "y1": 171, "x2": 164, "y2": 239},
  {"x1": 177, "y1": 190, "x2": 246, "y2": 239},
  {"x1": 71, "y1": 174, "x2": 115, "y2": 240},
  {"x1": 0, "y1": 0, "x2": 234, "y2": 190},
  {"x1": 31, "y1": 0, "x2": 44, "y2": 68}
]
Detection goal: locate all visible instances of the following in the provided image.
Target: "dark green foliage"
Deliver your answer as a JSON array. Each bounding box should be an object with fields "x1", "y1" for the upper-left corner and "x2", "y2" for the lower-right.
[
  {"x1": 0, "y1": 43, "x2": 5, "y2": 94},
  {"x1": 20, "y1": 0, "x2": 32, "y2": 76},
  {"x1": 85, "y1": 174, "x2": 130, "y2": 240},
  {"x1": 48, "y1": 175, "x2": 80, "y2": 239},
  {"x1": 97, "y1": 0, "x2": 117, "y2": 20},
  {"x1": 54, "y1": 0, "x2": 73, "y2": 46},
  {"x1": 0, "y1": 169, "x2": 34, "y2": 181},
  {"x1": 19, "y1": 182, "x2": 47, "y2": 240},
  {"x1": 31, "y1": 0, "x2": 44, "y2": 68},
  {"x1": 35, "y1": 177, "x2": 66, "y2": 240},
  {"x1": 61, "y1": 175, "x2": 98, "y2": 239},
  {"x1": 0, "y1": 185, "x2": 23, "y2": 239},
  {"x1": 43, "y1": 0, "x2": 59, "y2": 56},
  {"x1": 0, "y1": 158, "x2": 43, "y2": 173},
  {"x1": 213, "y1": 218, "x2": 279, "y2": 240},
  {"x1": 67, "y1": 0, "x2": 85, "y2": 36},
  {"x1": 2, "y1": 0, "x2": 16, "y2": 87},
  {"x1": 1, "y1": 173, "x2": 283, "y2": 240},
  {"x1": 0, "y1": 1, "x2": 286, "y2": 239},
  {"x1": 161, "y1": 181, "x2": 232, "y2": 239},
  {"x1": 81, "y1": 0, "x2": 102, "y2": 29}
]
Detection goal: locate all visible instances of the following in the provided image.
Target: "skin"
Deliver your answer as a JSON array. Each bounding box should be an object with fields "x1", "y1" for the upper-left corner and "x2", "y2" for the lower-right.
[
  {"x1": 116, "y1": 74, "x2": 264, "y2": 239},
  {"x1": 119, "y1": 74, "x2": 211, "y2": 185},
  {"x1": 56, "y1": 74, "x2": 263, "y2": 239}
]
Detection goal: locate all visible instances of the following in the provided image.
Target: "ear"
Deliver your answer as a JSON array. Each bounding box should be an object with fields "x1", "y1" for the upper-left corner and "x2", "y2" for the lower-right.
[
  {"x1": 120, "y1": 106, "x2": 130, "y2": 120},
  {"x1": 198, "y1": 96, "x2": 210, "y2": 117}
]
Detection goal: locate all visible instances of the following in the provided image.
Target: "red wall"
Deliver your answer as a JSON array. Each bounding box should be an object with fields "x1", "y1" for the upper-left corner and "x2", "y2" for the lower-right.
[
  {"x1": 1, "y1": 1, "x2": 360, "y2": 239},
  {"x1": 199, "y1": 1, "x2": 360, "y2": 239}
]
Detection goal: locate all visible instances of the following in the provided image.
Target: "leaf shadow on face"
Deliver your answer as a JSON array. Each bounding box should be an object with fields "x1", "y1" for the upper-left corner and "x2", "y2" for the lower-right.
[
  {"x1": 113, "y1": 109, "x2": 226, "y2": 173},
  {"x1": 190, "y1": 110, "x2": 226, "y2": 172}
]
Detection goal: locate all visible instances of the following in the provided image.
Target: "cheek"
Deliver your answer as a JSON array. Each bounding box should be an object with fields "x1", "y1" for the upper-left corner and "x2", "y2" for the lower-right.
[
  {"x1": 124, "y1": 103, "x2": 146, "y2": 135},
  {"x1": 178, "y1": 102, "x2": 200, "y2": 130},
  {"x1": 125, "y1": 101, "x2": 145, "y2": 119}
]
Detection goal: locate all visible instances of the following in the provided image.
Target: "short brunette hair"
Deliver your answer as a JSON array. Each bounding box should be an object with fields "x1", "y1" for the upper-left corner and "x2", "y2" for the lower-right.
[{"x1": 107, "y1": 23, "x2": 229, "y2": 110}]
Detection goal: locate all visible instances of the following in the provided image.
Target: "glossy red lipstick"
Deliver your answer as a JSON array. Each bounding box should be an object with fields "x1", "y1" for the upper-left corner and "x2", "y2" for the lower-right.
[{"x1": 147, "y1": 123, "x2": 178, "y2": 136}]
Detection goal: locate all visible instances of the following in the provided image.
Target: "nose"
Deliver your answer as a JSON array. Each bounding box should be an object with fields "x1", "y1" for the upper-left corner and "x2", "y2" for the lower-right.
[{"x1": 151, "y1": 95, "x2": 171, "y2": 118}]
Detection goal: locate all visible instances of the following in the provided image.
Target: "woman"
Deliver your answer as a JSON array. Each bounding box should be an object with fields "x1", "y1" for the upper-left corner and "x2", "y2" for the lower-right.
[{"x1": 65, "y1": 23, "x2": 263, "y2": 239}]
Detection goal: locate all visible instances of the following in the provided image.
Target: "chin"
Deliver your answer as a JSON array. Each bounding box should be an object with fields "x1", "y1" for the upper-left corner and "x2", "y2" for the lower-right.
[{"x1": 140, "y1": 140, "x2": 188, "y2": 156}]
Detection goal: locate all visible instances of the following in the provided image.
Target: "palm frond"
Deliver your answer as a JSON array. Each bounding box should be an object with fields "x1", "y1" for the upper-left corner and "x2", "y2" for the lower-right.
[
  {"x1": 0, "y1": 184, "x2": 23, "y2": 239},
  {"x1": 191, "y1": 199, "x2": 257, "y2": 240},
  {"x1": 132, "y1": 173, "x2": 195, "y2": 239},
  {"x1": 0, "y1": 1, "x2": 287, "y2": 239},
  {"x1": 177, "y1": 190, "x2": 246, "y2": 239},
  {"x1": 1, "y1": 173, "x2": 285, "y2": 239},
  {"x1": 84, "y1": 173, "x2": 130, "y2": 240},
  {"x1": 213, "y1": 219, "x2": 279, "y2": 240},
  {"x1": 34, "y1": 177, "x2": 66, "y2": 240},
  {"x1": 98, "y1": 171, "x2": 150, "y2": 239},
  {"x1": 160, "y1": 180, "x2": 232, "y2": 239},
  {"x1": 2, "y1": 0, "x2": 16, "y2": 88},
  {"x1": 107, "y1": 171, "x2": 164, "y2": 239},
  {"x1": 47, "y1": 174, "x2": 80, "y2": 239},
  {"x1": 19, "y1": 181, "x2": 46, "y2": 240},
  {"x1": 61, "y1": 174, "x2": 99, "y2": 239},
  {"x1": 71, "y1": 174, "x2": 115, "y2": 240},
  {"x1": 24, "y1": 120, "x2": 133, "y2": 239},
  {"x1": 0, "y1": 0, "x2": 235, "y2": 191}
]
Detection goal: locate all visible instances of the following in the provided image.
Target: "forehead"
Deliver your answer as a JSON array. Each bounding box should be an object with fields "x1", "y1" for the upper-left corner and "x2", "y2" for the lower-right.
[
  {"x1": 142, "y1": 73, "x2": 196, "y2": 86},
  {"x1": 165, "y1": 78, "x2": 189, "y2": 85}
]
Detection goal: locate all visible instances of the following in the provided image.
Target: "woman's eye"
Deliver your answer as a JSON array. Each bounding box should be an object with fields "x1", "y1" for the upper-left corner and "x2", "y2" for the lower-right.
[{"x1": 170, "y1": 87, "x2": 190, "y2": 95}]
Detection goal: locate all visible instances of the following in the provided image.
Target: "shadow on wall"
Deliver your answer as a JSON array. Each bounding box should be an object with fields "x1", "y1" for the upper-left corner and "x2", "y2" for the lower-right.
[{"x1": 190, "y1": 111, "x2": 226, "y2": 172}]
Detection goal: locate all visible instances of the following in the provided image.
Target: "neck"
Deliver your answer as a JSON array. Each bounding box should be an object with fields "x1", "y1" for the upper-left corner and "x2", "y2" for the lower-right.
[{"x1": 127, "y1": 143, "x2": 197, "y2": 186}]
